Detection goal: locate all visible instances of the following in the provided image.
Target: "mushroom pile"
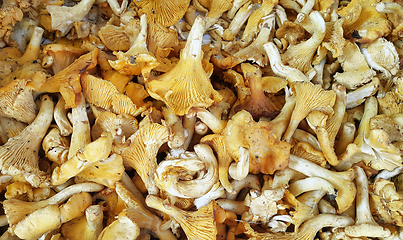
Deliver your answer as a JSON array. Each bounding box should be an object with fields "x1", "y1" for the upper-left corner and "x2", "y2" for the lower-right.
[{"x1": 1, "y1": 0, "x2": 403, "y2": 239}]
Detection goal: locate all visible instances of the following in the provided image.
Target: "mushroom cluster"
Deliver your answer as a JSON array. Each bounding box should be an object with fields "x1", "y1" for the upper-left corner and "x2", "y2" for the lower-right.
[{"x1": 1, "y1": 0, "x2": 403, "y2": 239}]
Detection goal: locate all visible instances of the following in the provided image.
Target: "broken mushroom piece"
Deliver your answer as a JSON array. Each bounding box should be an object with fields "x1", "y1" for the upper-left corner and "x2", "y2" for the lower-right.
[
  {"x1": 243, "y1": 187, "x2": 286, "y2": 223},
  {"x1": 146, "y1": 16, "x2": 222, "y2": 116},
  {"x1": 97, "y1": 210, "x2": 139, "y2": 240},
  {"x1": 108, "y1": 14, "x2": 159, "y2": 77},
  {"x1": 333, "y1": 41, "x2": 376, "y2": 90},
  {"x1": 0, "y1": 95, "x2": 53, "y2": 187},
  {"x1": 361, "y1": 38, "x2": 399, "y2": 78},
  {"x1": 42, "y1": 128, "x2": 70, "y2": 165},
  {"x1": 61, "y1": 204, "x2": 104, "y2": 240},
  {"x1": 47, "y1": 0, "x2": 96, "y2": 37},
  {"x1": 371, "y1": 178, "x2": 403, "y2": 226}
]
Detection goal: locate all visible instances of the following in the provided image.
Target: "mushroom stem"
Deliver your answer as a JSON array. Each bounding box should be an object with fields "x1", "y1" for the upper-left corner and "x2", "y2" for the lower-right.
[
  {"x1": 344, "y1": 167, "x2": 391, "y2": 238},
  {"x1": 182, "y1": 113, "x2": 196, "y2": 151},
  {"x1": 183, "y1": 16, "x2": 204, "y2": 60},
  {"x1": 288, "y1": 177, "x2": 337, "y2": 197},
  {"x1": 335, "y1": 122, "x2": 356, "y2": 156},
  {"x1": 289, "y1": 155, "x2": 356, "y2": 213},
  {"x1": 3, "y1": 182, "x2": 103, "y2": 225},
  {"x1": 17, "y1": 26, "x2": 44, "y2": 65},
  {"x1": 115, "y1": 182, "x2": 177, "y2": 240},
  {"x1": 263, "y1": 42, "x2": 308, "y2": 84},
  {"x1": 228, "y1": 147, "x2": 249, "y2": 181},
  {"x1": 226, "y1": 174, "x2": 261, "y2": 200},
  {"x1": 68, "y1": 92, "x2": 91, "y2": 159},
  {"x1": 121, "y1": 171, "x2": 146, "y2": 207},
  {"x1": 85, "y1": 205, "x2": 104, "y2": 233},
  {"x1": 54, "y1": 96, "x2": 73, "y2": 136},
  {"x1": 269, "y1": 96, "x2": 296, "y2": 139},
  {"x1": 196, "y1": 108, "x2": 227, "y2": 134}
]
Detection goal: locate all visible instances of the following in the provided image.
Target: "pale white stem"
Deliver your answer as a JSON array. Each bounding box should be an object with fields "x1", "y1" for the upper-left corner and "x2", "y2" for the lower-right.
[
  {"x1": 229, "y1": 147, "x2": 249, "y2": 180},
  {"x1": 263, "y1": 42, "x2": 309, "y2": 84}
]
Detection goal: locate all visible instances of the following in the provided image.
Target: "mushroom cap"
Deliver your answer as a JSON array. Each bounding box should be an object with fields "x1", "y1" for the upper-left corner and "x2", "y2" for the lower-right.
[
  {"x1": 275, "y1": 21, "x2": 305, "y2": 45},
  {"x1": 378, "y1": 92, "x2": 403, "y2": 116},
  {"x1": 136, "y1": 0, "x2": 190, "y2": 27},
  {"x1": 81, "y1": 74, "x2": 116, "y2": 110},
  {"x1": 43, "y1": 44, "x2": 85, "y2": 74},
  {"x1": 334, "y1": 42, "x2": 375, "y2": 90},
  {"x1": 146, "y1": 17, "x2": 222, "y2": 116},
  {"x1": 97, "y1": 211, "x2": 140, "y2": 240},
  {"x1": 81, "y1": 74, "x2": 146, "y2": 117},
  {"x1": 223, "y1": 110, "x2": 291, "y2": 174},
  {"x1": 146, "y1": 195, "x2": 218, "y2": 240},
  {"x1": 75, "y1": 154, "x2": 125, "y2": 188},
  {"x1": 91, "y1": 111, "x2": 138, "y2": 141},
  {"x1": 291, "y1": 141, "x2": 327, "y2": 167},
  {"x1": 147, "y1": 20, "x2": 179, "y2": 58},
  {"x1": 119, "y1": 122, "x2": 170, "y2": 195},
  {"x1": 0, "y1": 78, "x2": 37, "y2": 123},
  {"x1": 39, "y1": 49, "x2": 99, "y2": 108},
  {"x1": 98, "y1": 25, "x2": 131, "y2": 51}
]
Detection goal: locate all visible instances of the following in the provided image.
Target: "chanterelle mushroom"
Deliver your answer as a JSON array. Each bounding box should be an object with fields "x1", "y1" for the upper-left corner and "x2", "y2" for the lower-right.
[
  {"x1": 155, "y1": 143, "x2": 219, "y2": 199},
  {"x1": 344, "y1": 166, "x2": 391, "y2": 238},
  {"x1": 0, "y1": 95, "x2": 53, "y2": 187},
  {"x1": 118, "y1": 122, "x2": 170, "y2": 195},
  {"x1": 0, "y1": 78, "x2": 37, "y2": 124},
  {"x1": 146, "y1": 195, "x2": 218, "y2": 240},
  {"x1": 146, "y1": 16, "x2": 222, "y2": 116},
  {"x1": 223, "y1": 110, "x2": 291, "y2": 175},
  {"x1": 38, "y1": 49, "x2": 98, "y2": 108}
]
